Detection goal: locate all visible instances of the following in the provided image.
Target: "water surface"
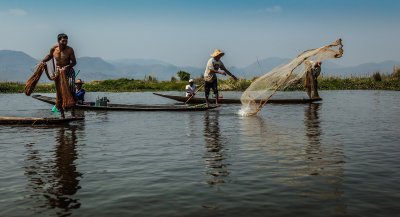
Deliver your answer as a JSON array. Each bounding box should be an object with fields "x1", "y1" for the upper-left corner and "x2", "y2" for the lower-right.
[{"x1": 1, "y1": 90, "x2": 399, "y2": 217}]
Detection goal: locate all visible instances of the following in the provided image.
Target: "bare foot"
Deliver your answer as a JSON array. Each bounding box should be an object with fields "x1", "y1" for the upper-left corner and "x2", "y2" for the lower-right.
[{"x1": 205, "y1": 103, "x2": 209, "y2": 108}]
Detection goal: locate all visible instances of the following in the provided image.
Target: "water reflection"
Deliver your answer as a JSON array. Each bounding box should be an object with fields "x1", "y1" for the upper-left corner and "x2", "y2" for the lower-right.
[
  {"x1": 203, "y1": 110, "x2": 231, "y2": 186},
  {"x1": 240, "y1": 115, "x2": 282, "y2": 154},
  {"x1": 302, "y1": 103, "x2": 345, "y2": 201},
  {"x1": 240, "y1": 104, "x2": 345, "y2": 202},
  {"x1": 304, "y1": 103, "x2": 322, "y2": 148},
  {"x1": 24, "y1": 124, "x2": 84, "y2": 216},
  {"x1": 184, "y1": 112, "x2": 197, "y2": 137}
]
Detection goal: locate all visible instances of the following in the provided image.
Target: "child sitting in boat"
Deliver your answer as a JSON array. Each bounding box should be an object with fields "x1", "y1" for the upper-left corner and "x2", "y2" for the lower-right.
[
  {"x1": 75, "y1": 79, "x2": 85, "y2": 104},
  {"x1": 185, "y1": 79, "x2": 197, "y2": 97}
]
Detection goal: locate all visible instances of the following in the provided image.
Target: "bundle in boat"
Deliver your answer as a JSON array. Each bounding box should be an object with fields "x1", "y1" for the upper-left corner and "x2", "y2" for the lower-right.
[
  {"x1": 24, "y1": 62, "x2": 46, "y2": 96},
  {"x1": 240, "y1": 38, "x2": 344, "y2": 116}
]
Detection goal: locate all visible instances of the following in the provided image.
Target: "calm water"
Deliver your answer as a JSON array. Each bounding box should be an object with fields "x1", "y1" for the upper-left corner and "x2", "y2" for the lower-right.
[{"x1": 1, "y1": 90, "x2": 399, "y2": 217}]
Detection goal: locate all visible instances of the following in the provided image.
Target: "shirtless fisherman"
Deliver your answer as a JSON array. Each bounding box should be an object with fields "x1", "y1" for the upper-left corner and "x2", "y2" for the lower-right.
[{"x1": 41, "y1": 33, "x2": 77, "y2": 118}]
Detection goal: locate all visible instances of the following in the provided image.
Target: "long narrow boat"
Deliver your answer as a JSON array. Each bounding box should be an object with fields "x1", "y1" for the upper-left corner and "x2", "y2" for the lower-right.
[
  {"x1": 32, "y1": 95, "x2": 216, "y2": 111},
  {"x1": 153, "y1": 93, "x2": 322, "y2": 104},
  {"x1": 0, "y1": 116, "x2": 83, "y2": 125}
]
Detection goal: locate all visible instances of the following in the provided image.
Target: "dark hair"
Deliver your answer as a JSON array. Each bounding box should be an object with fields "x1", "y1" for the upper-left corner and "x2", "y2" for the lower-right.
[{"x1": 57, "y1": 33, "x2": 68, "y2": 41}]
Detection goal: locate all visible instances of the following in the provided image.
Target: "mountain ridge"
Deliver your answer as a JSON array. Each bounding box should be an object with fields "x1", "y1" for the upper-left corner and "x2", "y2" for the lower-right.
[{"x1": 1, "y1": 50, "x2": 399, "y2": 82}]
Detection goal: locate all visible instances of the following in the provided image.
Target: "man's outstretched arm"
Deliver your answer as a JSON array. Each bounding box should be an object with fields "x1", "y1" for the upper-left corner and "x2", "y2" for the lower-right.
[{"x1": 221, "y1": 65, "x2": 238, "y2": 80}]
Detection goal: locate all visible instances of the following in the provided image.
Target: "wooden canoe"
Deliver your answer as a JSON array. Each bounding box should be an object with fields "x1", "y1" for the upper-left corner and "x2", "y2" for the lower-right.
[
  {"x1": 153, "y1": 93, "x2": 322, "y2": 104},
  {"x1": 0, "y1": 116, "x2": 84, "y2": 125},
  {"x1": 32, "y1": 95, "x2": 216, "y2": 111}
]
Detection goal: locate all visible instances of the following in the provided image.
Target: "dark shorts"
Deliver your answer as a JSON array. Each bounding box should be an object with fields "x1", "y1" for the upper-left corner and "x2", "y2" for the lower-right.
[{"x1": 204, "y1": 80, "x2": 218, "y2": 98}]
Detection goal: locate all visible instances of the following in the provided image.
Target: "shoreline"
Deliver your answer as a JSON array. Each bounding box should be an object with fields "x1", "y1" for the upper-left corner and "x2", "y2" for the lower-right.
[{"x1": 1, "y1": 77, "x2": 400, "y2": 93}]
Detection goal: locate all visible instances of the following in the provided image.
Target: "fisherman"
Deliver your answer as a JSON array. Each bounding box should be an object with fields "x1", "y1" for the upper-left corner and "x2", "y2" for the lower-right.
[
  {"x1": 185, "y1": 79, "x2": 197, "y2": 97},
  {"x1": 304, "y1": 60, "x2": 321, "y2": 99},
  {"x1": 41, "y1": 33, "x2": 77, "y2": 118},
  {"x1": 75, "y1": 79, "x2": 85, "y2": 104},
  {"x1": 204, "y1": 49, "x2": 238, "y2": 107}
]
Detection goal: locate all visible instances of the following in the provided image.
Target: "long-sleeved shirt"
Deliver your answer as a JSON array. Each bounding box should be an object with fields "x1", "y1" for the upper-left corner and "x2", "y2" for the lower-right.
[{"x1": 76, "y1": 89, "x2": 85, "y2": 103}]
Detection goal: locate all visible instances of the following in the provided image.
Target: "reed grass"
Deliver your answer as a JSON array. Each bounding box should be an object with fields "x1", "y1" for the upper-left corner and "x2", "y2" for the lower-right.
[{"x1": 1, "y1": 75, "x2": 400, "y2": 94}]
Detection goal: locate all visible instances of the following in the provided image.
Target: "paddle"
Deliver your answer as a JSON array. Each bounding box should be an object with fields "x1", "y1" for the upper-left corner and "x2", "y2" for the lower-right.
[{"x1": 185, "y1": 82, "x2": 204, "y2": 104}]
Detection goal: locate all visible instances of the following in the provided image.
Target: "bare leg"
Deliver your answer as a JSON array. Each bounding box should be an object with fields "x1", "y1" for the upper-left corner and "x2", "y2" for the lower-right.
[
  {"x1": 205, "y1": 83, "x2": 210, "y2": 108},
  {"x1": 215, "y1": 93, "x2": 219, "y2": 107},
  {"x1": 71, "y1": 107, "x2": 76, "y2": 118},
  {"x1": 60, "y1": 109, "x2": 65, "y2": 119}
]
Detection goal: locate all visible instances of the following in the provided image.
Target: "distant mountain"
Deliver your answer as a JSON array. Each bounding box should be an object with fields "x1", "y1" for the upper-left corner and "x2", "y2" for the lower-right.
[
  {"x1": 114, "y1": 63, "x2": 181, "y2": 80},
  {"x1": 75, "y1": 57, "x2": 119, "y2": 81},
  {"x1": 241, "y1": 57, "x2": 291, "y2": 78},
  {"x1": 1, "y1": 49, "x2": 399, "y2": 82},
  {"x1": 324, "y1": 60, "x2": 400, "y2": 77},
  {"x1": 0, "y1": 50, "x2": 39, "y2": 82},
  {"x1": 110, "y1": 58, "x2": 172, "y2": 66}
]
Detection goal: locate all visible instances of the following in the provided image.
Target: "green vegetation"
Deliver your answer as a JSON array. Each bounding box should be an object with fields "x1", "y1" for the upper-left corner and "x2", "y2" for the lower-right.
[
  {"x1": 372, "y1": 72, "x2": 382, "y2": 82},
  {"x1": 318, "y1": 76, "x2": 400, "y2": 91},
  {"x1": 177, "y1": 70, "x2": 190, "y2": 81},
  {"x1": 1, "y1": 71, "x2": 400, "y2": 94},
  {"x1": 285, "y1": 76, "x2": 400, "y2": 91},
  {"x1": 0, "y1": 82, "x2": 55, "y2": 93}
]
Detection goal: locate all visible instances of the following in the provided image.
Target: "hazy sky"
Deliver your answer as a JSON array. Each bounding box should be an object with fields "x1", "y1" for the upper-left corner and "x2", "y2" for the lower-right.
[{"x1": 0, "y1": 0, "x2": 399, "y2": 68}]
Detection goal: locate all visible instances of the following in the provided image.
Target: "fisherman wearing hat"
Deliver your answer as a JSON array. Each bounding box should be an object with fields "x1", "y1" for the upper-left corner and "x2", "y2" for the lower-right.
[
  {"x1": 75, "y1": 79, "x2": 86, "y2": 104},
  {"x1": 204, "y1": 49, "x2": 238, "y2": 107},
  {"x1": 185, "y1": 79, "x2": 197, "y2": 97}
]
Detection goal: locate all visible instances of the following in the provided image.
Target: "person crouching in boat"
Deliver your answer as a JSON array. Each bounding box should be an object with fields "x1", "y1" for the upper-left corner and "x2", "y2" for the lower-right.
[
  {"x1": 204, "y1": 49, "x2": 238, "y2": 107},
  {"x1": 75, "y1": 79, "x2": 86, "y2": 104},
  {"x1": 185, "y1": 79, "x2": 197, "y2": 97},
  {"x1": 304, "y1": 60, "x2": 322, "y2": 99}
]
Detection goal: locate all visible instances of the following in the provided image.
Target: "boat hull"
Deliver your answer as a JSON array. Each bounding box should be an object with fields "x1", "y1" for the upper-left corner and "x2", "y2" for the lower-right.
[
  {"x1": 32, "y1": 95, "x2": 216, "y2": 111},
  {"x1": 0, "y1": 116, "x2": 83, "y2": 125},
  {"x1": 152, "y1": 93, "x2": 322, "y2": 104}
]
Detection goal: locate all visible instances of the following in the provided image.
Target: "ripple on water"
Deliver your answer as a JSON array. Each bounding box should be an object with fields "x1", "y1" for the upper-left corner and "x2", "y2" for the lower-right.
[{"x1": 1, "y1": 91, "x2": 400, "y2": 217}]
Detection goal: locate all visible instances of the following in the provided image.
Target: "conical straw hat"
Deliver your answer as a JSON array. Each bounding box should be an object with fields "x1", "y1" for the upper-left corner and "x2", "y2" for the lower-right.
[
  {"x1": 210, "y1": 49, "x2": 225, "y2": 57},
  {"x1": 75, "y1": 79, "x2": 85, "y2": 84}
]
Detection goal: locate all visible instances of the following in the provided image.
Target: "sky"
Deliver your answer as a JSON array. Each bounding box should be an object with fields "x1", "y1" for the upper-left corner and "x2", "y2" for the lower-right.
[{"x1": 0, "y1": 0, "x2": 399, "y2": 68}]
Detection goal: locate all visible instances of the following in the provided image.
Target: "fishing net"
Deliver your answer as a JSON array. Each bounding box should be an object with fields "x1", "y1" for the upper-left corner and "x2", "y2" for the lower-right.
[
  {"x1": 239, "y1": 38, "x2": 343, "y2": 116},
  {"x1": 24, "y1": 62, "x2": 46, "y2": 96},
  {"x1": 55, "y1": 68, "x2": 75, "y2": 110},
  {"x1": 44, "y1": 58, "x2": 57, "y2": 80}
]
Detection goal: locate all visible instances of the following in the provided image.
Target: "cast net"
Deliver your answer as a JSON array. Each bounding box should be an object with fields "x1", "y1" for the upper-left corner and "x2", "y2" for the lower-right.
[
  {"x1": 239, "y1": 38, "x2": 343, "y2": 116},
  {"x1": 24, "y1": 62, "x2": 46, "y2": 96},
  {"x1": 55, "y1": 68, "x2": 75, "y2": 110}
]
